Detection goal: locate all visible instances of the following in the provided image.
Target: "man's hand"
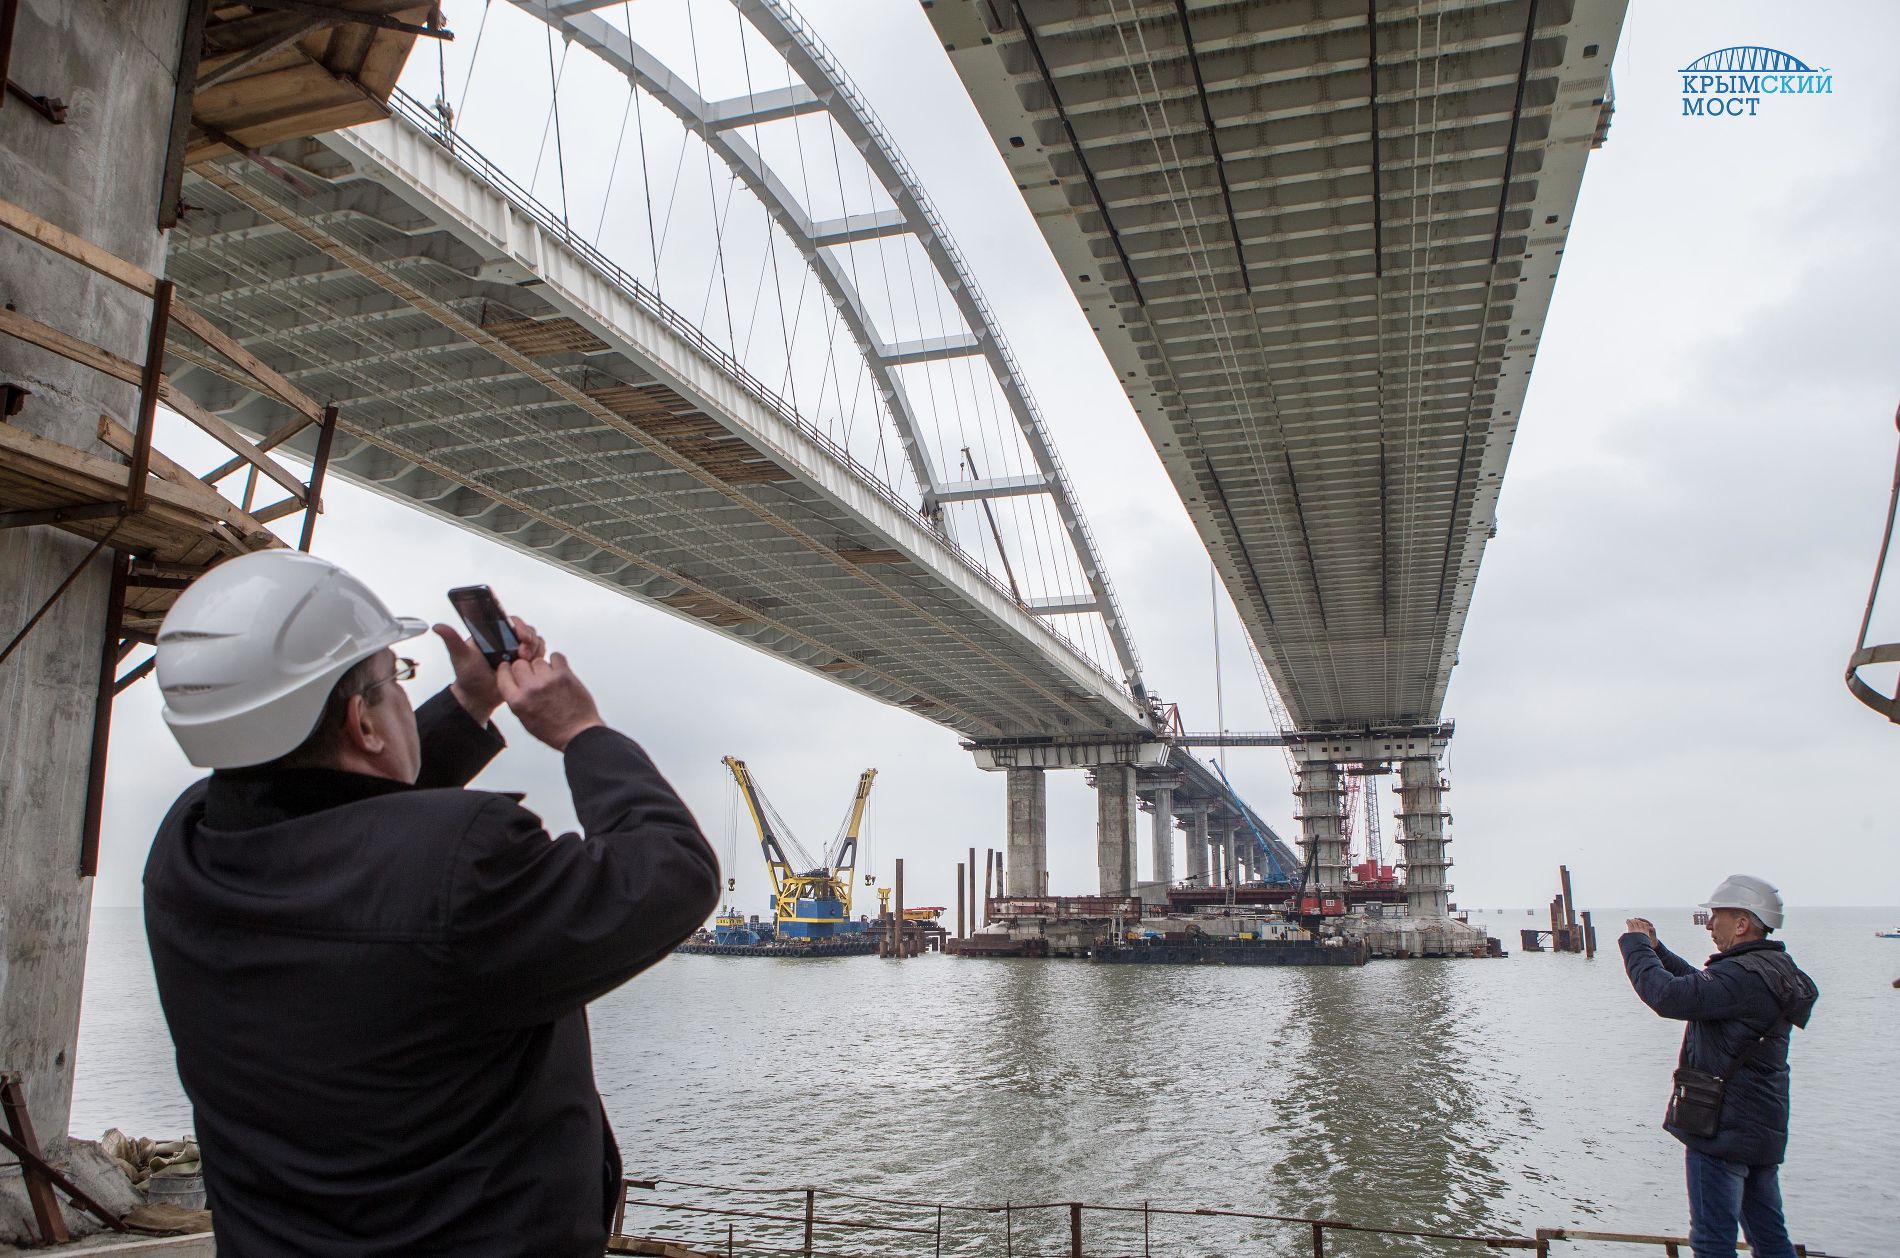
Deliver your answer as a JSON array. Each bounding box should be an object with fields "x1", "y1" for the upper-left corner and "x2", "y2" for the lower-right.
[
  {"x1": 1625, "y1": 917, "x2": 1658, "y2": 946},
  {"x1": 495, "y1": 652, "x2": 605, "y2": 752},
  {"x1": 434, "y1": 616, "x2": 545, "y2": 727}
]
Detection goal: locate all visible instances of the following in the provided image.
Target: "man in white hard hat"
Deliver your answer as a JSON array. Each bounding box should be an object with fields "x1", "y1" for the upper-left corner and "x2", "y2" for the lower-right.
[
  {"x1": 143, "y1": 550, "x2": 720, "y2": 1257},
  {"x1": 1621, "y1": 876, "x2": 1818, "y2": 1258}
]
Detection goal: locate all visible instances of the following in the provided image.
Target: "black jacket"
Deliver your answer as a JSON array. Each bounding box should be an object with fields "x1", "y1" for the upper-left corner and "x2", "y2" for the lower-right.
[
  {"x1": 144, "y1": 689, "x2": 720, "y2": 1257},
  {"x1": 1619, "y1": 933, "x2": 1819, "y2": 1166}
]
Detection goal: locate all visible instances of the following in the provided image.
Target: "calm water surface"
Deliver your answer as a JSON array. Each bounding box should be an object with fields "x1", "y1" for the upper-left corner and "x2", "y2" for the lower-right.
[{"x1": 75, "y1": 906, "x2": 1897, "y2": 1255}]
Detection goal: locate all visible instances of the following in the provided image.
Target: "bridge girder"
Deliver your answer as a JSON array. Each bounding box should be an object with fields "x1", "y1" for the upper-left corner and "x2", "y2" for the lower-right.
[{"x1": 928, "y1": 0, "x2": 1626, "y2": 729}]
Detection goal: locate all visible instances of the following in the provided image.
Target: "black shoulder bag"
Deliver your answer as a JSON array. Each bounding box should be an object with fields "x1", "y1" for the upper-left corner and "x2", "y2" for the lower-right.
[{"x1": 1666, "y1": 1017, "x2": 1787, "y2": 1139}]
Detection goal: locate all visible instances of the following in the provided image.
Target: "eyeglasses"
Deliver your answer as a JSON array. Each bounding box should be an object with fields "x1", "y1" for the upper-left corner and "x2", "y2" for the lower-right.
[{"x1": 363, "y1": 657, "x2": 419, "y2": 694}]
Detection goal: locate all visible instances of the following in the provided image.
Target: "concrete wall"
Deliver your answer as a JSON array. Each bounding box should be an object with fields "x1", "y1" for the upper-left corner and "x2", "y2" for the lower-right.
[{"x1": 0, "y1": 0, "x2": 187, "y2": 1148}]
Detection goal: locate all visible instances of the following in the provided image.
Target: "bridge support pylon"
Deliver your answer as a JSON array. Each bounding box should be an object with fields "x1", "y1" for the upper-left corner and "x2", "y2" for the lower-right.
[
  {"x1": 1396, "y1": 758, "x2": 1452, "y2": 919},
  {"x1": 1004, "y1": 767, "x2": 1047, "y2": 897},
  {"x1": 1296, "y1": 761, "x2": 1347, "y2": 898},
  {"x1": 1184, "y1": 805, "x2": 1210, "y2": 887},
  {"x1": 1149, "y1": 785, "x2": 1175, "y2": 889},
  {"x1": 1094, "y1": 764, "x2": 1138, "y2": 896}
]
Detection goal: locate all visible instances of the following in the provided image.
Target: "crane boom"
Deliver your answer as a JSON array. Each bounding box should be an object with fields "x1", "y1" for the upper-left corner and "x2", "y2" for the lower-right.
[
  {"x1": 823, "y1": 768, "x2": 876, "y2": 919},
  {"x1": 723, "y1": 756, "x2": 877, "y2": 937},
  {"x1": 723, "y1": 756, "x2": 796, "y2": 907}
]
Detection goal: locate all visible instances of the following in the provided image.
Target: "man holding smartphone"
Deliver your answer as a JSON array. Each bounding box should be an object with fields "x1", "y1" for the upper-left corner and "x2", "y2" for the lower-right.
[
  {"x1": 144, "y1": 550, "x2": 720, "y2": 1257},
  {"x1": 1620, "y1": 878, "x2": 1818, "y2": 1258}
]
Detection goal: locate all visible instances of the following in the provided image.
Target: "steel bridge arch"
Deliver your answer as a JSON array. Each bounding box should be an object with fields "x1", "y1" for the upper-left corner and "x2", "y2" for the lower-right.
[
  {"x1": 517, "y1": 0, "x2": 1150, "y2": 709},
  {"x1": 1680, "y1": 47, "x2": 1816, "y2": 73}
]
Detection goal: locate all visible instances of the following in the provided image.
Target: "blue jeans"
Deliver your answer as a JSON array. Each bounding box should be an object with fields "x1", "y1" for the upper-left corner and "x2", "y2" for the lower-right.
[{"x1": 1685, "y1": 1149, "x2": 1796, "y2": 1258}]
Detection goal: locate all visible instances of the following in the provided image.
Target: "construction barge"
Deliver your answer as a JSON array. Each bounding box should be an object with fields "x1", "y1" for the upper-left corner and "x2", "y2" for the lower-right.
[{"x1": 949, "y1": 889, "x2": 1497, "y2": 963}]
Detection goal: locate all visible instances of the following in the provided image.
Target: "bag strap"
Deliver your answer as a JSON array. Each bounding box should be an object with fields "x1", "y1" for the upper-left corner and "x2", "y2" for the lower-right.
[{"x1": 1715, "y1": 1017, "x2": 1788, "y2": 1081}]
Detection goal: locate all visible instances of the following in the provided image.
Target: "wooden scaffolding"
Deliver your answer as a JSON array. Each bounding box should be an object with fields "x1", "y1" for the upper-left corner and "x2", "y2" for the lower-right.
[{"x1": 0, "y1": 195, "x2": 341, "y2": 876}]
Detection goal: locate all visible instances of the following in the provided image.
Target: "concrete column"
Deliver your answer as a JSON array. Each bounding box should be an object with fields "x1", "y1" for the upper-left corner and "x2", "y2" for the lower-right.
[
  {"x1": 1094, "y1": 764, "x2": 1137, "y2": 896},
  {"x1": 1237, "y1": 833, "x2": 1254, "y2": 884},
  {"x1": 1297, "y1": 761, "x2": 1346, "y2": 896},
  {"x1": 1208, "y1": 829, "x2": 1224, "y2": 887},
  {"x1": 1, "y1": 0, "x2": 187, "y2": 1152},
  {"x1": 1185, "y1": 806, "x2": 1209, "y2": 886},
  {"x1": 1150, "y1": 787, "x2": 1175, "y2": 887},
  {"x1": 1397, "y1": 757, "x2": 1451, "y2": 918},
  {"x1": 1005, "y1": 768, "x2": 1046, "y2": 897},
  {"x1": 1225, "y1": 822, "x2": 1242, "y2": 887}
]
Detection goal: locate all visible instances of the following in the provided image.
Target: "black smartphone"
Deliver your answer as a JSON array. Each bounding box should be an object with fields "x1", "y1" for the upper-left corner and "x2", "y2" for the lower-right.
[{"x1": 447, "y1": 585, "x2": 521, "y2": 666}]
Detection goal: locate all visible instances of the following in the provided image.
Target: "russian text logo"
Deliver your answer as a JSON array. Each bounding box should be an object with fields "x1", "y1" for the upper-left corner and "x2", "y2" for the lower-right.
[{"x1": 1680, "y1": 47, "x2": 1832, "y2": 118}]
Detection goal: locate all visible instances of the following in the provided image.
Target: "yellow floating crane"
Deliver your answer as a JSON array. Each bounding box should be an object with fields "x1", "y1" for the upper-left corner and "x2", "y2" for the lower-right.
[{"x1": 723, "y1": 756, "x2": 876, "y2": 941}]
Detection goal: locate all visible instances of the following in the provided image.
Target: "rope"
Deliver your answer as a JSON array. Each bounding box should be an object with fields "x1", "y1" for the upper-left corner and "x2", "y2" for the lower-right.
[
  {"x1": 1852, "y1": 406, "x2": 1900, "y2": 659},
  {"x1": 536, "y1": 22, "x2": 572, "y2": 226},
  {"x1": 1846, "y1": 405, "x2": 1900, "y2": 721},
  {"x1": 685, "y1": 3, "x2": 740, "y2": 354},
  {"x1": 621, "y1": 4, "x2": 661, "y2": 293},
  {"x1": 453, "y1": 0, "x2": 491, "y2": 127}
]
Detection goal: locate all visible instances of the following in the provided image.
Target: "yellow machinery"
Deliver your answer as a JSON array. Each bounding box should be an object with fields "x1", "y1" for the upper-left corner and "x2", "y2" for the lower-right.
[{"x1": 723, "y1": 757, "x2": 875, "y2": 939}]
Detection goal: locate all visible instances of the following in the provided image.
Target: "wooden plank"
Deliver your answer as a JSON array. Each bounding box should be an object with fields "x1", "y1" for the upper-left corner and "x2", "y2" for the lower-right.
[
  {"x1": 0, "y1": 304, "x2": 143, "y2": 387},
  {"x1": 249, "y1": 495, "x2": 305, "y2": 524},
  {"x1": 197, "y1": 26, "x2": 322, "y2": 92},
  {"x1": 157, "y1": 382, "x2": 309, "y2": 503},
  {"x1": 96, "y1": 415, "x2": 196, "y2": 489},
  {"x1": 0, "y1": 196, "x2": 160, "y2": 297},
  {"x1": 169, "y1": 299, "x2": 325, "y2": 421},
  {"x1": 189, "y1": 59, "x2": 351, "y2": 120},
  {"x1": 186, "y1": 98, "x2": 388, "y2": 164},
  {"x1": 203, "y1": 408, "x2": 316, "y2": 483},
  {"x1": 96, "y1": 416, "x2": 264, "y2": 536}
]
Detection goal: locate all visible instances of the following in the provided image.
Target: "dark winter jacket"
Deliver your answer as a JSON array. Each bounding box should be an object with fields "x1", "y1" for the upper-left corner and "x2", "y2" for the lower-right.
[
  {"x1": 1619, "y1": 933, "x2": 1819, "y2": 1166},
  {"x1": 144, "y1": 689, "x2": 720, "y2": 1258}
]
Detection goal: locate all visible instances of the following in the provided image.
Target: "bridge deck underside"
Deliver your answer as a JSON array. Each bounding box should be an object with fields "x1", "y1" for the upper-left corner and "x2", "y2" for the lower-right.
[
  {"x1": 935, "y1": 0, "x2": 1621, "y2": 728},
  {"x1": 165, "y1": 151, "x2": 1142, "y2": 741}
]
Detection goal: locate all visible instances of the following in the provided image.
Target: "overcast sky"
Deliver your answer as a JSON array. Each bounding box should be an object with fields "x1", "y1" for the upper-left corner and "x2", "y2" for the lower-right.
[{"x1": 96, "y1": 0, "x2": 1899, "y2": 921}]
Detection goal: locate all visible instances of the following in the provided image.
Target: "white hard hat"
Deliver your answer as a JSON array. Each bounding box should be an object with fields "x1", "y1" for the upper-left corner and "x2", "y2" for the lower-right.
[
  {"x1": 156, "y1": 551, "x2": 426, "y2": 769},
  {"x1": 1700, "y1": 874, "x2": 1784, "y2": 931}
]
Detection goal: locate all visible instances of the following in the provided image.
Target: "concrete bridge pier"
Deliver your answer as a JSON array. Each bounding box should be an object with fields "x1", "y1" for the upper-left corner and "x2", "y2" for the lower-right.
[
  {"x1": 1005, "y1": 767, "x2": 1047, "y2": 896},
  {"x1": 1224, "y1": 820, "x2": 1242, "y2": 887},
  {"x1": 1149, "y1": 785, "x2": 1174, "y2": 889},
  {"x1": 1209, "y1": 828, "x2": 1225, "y2": 888},
  {"x1": 1, "y1": 0, "x2": 187, "y2": 1152},
  {"x1": 1184, "y1": 805, "x2": 1209, "y2": 886},
  {"x1": 1296, "y1": 760, "x2": 1347, "y2": 897},
  {"x1": 1396, "y1": 757, "x2": 1452, "y2": 918},
  {"x1": 1094, "y1": 764, "x2": 1138, "y2": 896}
]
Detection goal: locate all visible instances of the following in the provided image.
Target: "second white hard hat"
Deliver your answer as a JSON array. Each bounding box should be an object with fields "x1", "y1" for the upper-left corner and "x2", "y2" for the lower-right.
[
  {"x1": 156, "y1": 551, "x2": 426, "y2": 769},
  {"x1": 1700, "y1": 874, "x2": 1784, "y2": 931}
]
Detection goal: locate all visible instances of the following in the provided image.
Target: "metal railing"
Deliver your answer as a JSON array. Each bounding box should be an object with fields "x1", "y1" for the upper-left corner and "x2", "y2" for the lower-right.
[
  {"x1": 611, "y1": 1177, "x2": 1844, "y2": 1257},
  {"x1": 373, "y1": 89, "x2": 1131, "y2": 702}
]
